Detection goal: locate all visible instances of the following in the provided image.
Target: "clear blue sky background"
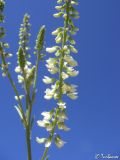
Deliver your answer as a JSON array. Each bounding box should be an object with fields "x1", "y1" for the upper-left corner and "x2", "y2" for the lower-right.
[{"x1": 0, "y1": 0, "x2": 120, "y2": 160}]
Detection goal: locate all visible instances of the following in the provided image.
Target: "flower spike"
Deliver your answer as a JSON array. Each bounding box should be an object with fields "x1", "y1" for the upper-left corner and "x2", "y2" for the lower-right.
[{"x1": 37, "y1": 0, "x2": 79, "y2": 159}]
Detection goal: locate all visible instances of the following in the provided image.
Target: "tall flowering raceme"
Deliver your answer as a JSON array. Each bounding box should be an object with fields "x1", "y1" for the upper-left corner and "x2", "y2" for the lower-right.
[
  {"x1": 0, "y1": 1, "x2": 46, "y2": 160},
  {"x1": 36, "y1": 0, "x2": 79, "y2": 159}
]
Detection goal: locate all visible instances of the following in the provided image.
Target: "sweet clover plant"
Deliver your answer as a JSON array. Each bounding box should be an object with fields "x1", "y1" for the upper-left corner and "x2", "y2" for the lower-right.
[{"x1": 0, "y1": 0, "x2": 79, "y2": 160}]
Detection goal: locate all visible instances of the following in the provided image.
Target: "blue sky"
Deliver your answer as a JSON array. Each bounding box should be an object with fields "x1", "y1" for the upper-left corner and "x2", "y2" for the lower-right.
[{"x1": 0, "y1": 0, "x2": 120, "y2": 160}]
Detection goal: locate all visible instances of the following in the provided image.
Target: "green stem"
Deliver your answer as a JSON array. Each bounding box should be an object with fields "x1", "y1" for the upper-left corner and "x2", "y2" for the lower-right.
[
  {"x1": 32, "y1": 51, "x2": 40, "y2": 104},
  {"x1": 22, "y1": 72, "x2": 32, "y2": 123},
  {"x1": 41, "y1": 2, "x2": 70, "y2": 159},
  {"x1": 0, "y1": 50, "x2": 26, "y2": 126},
  {"x1": 22, "y1": 68, "x2": 33, "y2": 160},
  {"x1": 26, "y1": 126, "x2": 32, "y2": 160},
  {"x1": 41, "y1": 147, "x2": 49, "y2": 160},
  {"x1": 25, "y1": 51, "x2": 40, "y2": 160}
]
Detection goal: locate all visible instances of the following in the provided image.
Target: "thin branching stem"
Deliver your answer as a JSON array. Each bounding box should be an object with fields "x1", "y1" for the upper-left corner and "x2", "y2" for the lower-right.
[{"x1": 0, "y1": 50, "x2": 27, "y2": 126}]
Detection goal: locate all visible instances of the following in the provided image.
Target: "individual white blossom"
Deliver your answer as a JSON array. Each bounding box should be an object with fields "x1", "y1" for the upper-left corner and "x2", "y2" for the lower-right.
[
  {"x1": 57, "y1": 102, "x2": 66, "y2": 109},
  {"x1": 67, "y1": 92, "x2": 78, "y2": 100},
  {"x1": 44, "y1": 82, "x2": 60, "y2": 100},
  {"x1": 61, "y1": 72, "x2": 69, "y2": 80},
  {"x1": 18, "y1": 75, "x2": 24, "y2": 83},
  {"x1": 64, "y1": 55, "x2": 78, "y2": 67},
  {"x1": 55, "y1": 36, "x2": 62, "y2": 43},
  {"x1": 45, "y1": 138, "x2": 52, "y2": 148},
  {"x1": 46, "y1": 64, "x2": 58, "y2": 74},
  {"x1": 62, "y1": 83, "x2": 77, "y2": 94},
  {"x1": 44, "y1": 88, "x2": 54, "y2": 100},
  {"x1": 43, "y1": 76, "x2": 55, "y2": 84},
  {"x1": 46, "y1": 46, "x2": 59, "y2": 53},
  {"x1": 46, "y1": 123, "x2": 54, "y2": 132},
  {"x1": 36, "y1": 137, "x2": 46, "y2": 144},
  {"x1": 57, "y1": 122, "x2": 70, "y2": 131},
  {"x1": 46, "y1": 57, "x2": 58, "y2": 65},
  {"x1": 69, "y1": 45, "x2": 78, "y2": 53},
  {"x1": 2, "y1": 72, "x2": 7, "y2": 77},
  {"x1": 15, "y1": 66, "x2": 21, "y2": 73},
  {"x1": 54, "y1": 135, "x2": 66, "y2": 148},
  {"x1": 41, "y1": 111, "x2": 52, "y2": 120},
  {"x1": 52, "y1": 27, "x2": 63, "y2": 35},
  {"x1": 14, "y1": 95, "x2": 24, "y2": 101},
  {"x1": 71, "y1": 1, "x2": 78, "y2": 5},
  {"x1": 66, "y1": 67, "x2": 79, "y2": 77},
  {"x1": 63, "y1": 45, "x2": 68, "y2": 51},
  {"x1": 57, "y1": 110, "x2": 68, "y2": 121},
  {"x1": 37, "y1": 119, "x2": 50, "y2": 128},
  {"x1": 53, "y1": 12, "x2": 63, "y2": 18},
  {"x1": 26, "y1": 61, "x2": 31, "y2": 66}
]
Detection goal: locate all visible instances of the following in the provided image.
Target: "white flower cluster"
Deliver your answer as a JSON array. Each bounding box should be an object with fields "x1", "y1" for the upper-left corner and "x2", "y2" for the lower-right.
[
  {"x1": 15, "y1": 61, "x2": 35, "y2": 85},
  {"x1": 19, "y1": 14, "x2": 31, "y2": 57},
  {"x1": 14, "y1": 15, "x2": 36, "y2": 102},
  {"x1": 36, "y1": 102, "x2": 69, "y2": 148},
  {"x1": 37, "y1": 0, "x2": 79, "y2": 150}
]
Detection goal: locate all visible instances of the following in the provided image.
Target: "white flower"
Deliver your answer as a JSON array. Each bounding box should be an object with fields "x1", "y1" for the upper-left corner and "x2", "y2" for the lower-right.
[
  {"x1": 37, "y1": 119, "x2": 50, "y2": 127},
  {"x1": 58, "y1": 111, "x2": 68, "y2": 121},
  {"x1": 24, "y1": 65, "x2": 31, "y2": 75},
  {"x1": 54, "y1": 135, "x2": 66, "y2": 148},
  {"x1": 14, "y1": 95, "x2": 24, "y2": 101},
  {"x1": 36, "y1": 137, "x2": 46, "y2": 144},
  {"x1": 63, "y1": 45, "x2": 68, "y2": 51},
  {"x1": 44, "y1": 89, "x2": 53, "y2": 100},
  {"x1": 53, "y1": 12, "x2": 63, "y2": 18},
  {"x1": 46, "y1": 46, "x2": 59, "y2": 53},
  {"x1": 62, "y1": 72, "x2": 69, "y2": 80},
  {"x1": 57, "y1": 102, "x2": 66, "y2": 109},
  {"x1": 5, "y1": 53, "x2": 13, "y2": 58},
  {"x1": 43, "y1": 76, "x2": 55, "y2": 84},
  {"x1": 71, "y1": 1, "x2": 78, "y2": 5},
  {"x1": 55, "y1": 36, "x2": 62, "y2": 43},
  {"x1": 46, "y1": 63, "x2": 59, "y2": 74},
  {"x1": 55, "y1": 6, "x2": 63, "y2": 10},
  {"x1": 52, "y1": 30, "x2": 59, "y2": 36},
  {"x1": 58, "y1": 122, "x2": 70, "y2": 131},
  {"x1": 52, "y1": 28, "x2": 63, "y2": 36},
  {"x1": 2, "y1": 72, "x2": 7, "y2": 77},
  {"x1": 41, "y1": 111, "x2": 52, "y2": 120},
  {"x1": 69, "y1": 45, "x2": 78, "y2": 53},
  {"x1": 67, "y1": 69, "x2": 79, "y2": 77},
  {"x1": 15, "y1": 66, "x2": 21, "y2": 73},
  {"x1": 71, "y1": 70, "x2": 79, "y2": 76},
  {"x1": 67, "y1": 67, "x2": 79, "y2": 77},
  {"x1": 44, "y1": 94, "x2": 53, "y2": 100},
  {"x1": 63, "y1": 13, "x2": 67, "y2": 19},
  {"x1": 26, "y1": 61, "x2": 32, "y2": 66},
  {"x1": 45, "y1": 139, "x2": 52, "y2": 148},
  {"x1": 46, "y1": 58, "x2": 58, "y2": 65},
  {"x1": 62, "y1": 83, "x2": 77, "y2": 94},
  {"x1": 18, "y1": 75, "x2": 24, "y2": 83},
  {"x1": 67, "y1": 92, "x2": 78, "y2": 100},
  {"x1": 64, "y1": 55, "x2": 78, "y2": 66},
  {"x1": 57, "y1": 0, "x2": 62, "y2": 4},
  {"x1": 46, "y1": 123, "x2": 54, "y2": 131}
]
